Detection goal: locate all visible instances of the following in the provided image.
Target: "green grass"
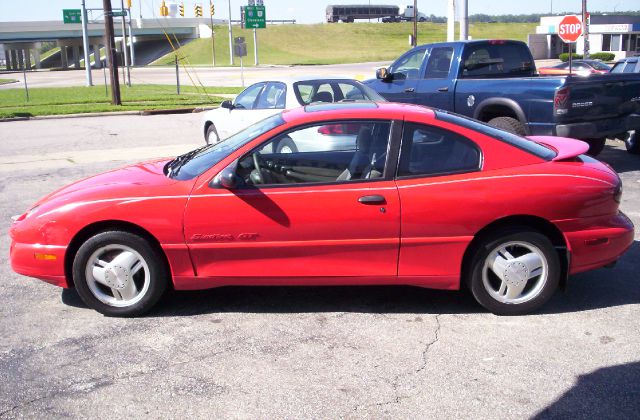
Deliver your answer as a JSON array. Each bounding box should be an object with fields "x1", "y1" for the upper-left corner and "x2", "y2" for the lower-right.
[
  {"x1": 0, "y1": 78, "x2": 18, "y2": 85},
  {"x1": 0, "y1": 84, "x2": 243, "y2": 118},
  {"x1": 154, "y1": 22, "x2": 536, "y2": 66}
]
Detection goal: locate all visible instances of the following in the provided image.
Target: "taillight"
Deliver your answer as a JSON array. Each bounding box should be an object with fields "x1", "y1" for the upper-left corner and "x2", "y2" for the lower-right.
[
  {"x1": 488, "y1": 40, "x2": 506, "y2": 44},
  {"x1": 554, "y1": 87, "x2": 570, "y2": 116}
]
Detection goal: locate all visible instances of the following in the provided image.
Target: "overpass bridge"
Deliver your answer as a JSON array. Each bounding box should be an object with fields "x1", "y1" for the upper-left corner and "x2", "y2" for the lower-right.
[{"x1": 0, "y1": 17, "x2": 223, "y2": 70}]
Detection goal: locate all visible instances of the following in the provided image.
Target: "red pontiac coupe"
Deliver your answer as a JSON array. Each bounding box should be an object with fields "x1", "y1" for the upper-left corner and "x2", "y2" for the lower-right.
[{"x1": 10, "y1": 102, "x2": 634, "y2": 317}]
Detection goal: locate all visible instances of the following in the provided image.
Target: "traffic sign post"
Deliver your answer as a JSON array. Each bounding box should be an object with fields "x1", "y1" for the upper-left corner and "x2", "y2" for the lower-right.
[{"x1": 558, "y1": 15, "x2": 582, "y2": 76}]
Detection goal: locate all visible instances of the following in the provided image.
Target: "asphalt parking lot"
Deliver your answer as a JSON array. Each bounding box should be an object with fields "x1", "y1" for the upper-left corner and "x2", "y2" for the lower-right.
[{"x1": 0, "y1": 114, "x2": 639, "y2": 419}]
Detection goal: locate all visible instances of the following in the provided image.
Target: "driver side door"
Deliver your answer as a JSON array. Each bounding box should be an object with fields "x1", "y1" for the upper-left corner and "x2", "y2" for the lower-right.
[
  {"x1": 183, "y1": 120, "x2": 401, "y2": 281},
  {"x1": 217, "y1": 82, "x2": 265, "y2": 139},
  {"x1": 375, "y1": 47, "x2": 426, "y2": 104}
]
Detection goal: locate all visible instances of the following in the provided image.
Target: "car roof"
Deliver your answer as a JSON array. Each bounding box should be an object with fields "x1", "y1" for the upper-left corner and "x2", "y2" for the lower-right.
[
  {"x1": 254, "y1": 76, "x2": 367, "y2": 85},
  {"x1": 281, "y1": 101, "x2": 435, "y2": 123}
]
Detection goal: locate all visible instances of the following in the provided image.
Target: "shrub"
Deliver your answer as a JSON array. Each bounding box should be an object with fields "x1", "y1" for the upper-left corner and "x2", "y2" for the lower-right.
[
  {"x1": 559, "y1": 53, "x2": 583, "y2": 62},
  {"x1": 589, "y1": 52, "x2": 615, "y2": 62}
]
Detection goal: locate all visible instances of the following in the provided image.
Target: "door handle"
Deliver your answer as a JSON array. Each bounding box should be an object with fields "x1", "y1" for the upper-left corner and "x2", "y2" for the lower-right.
[
  {"x1": 404, "y1": 88, "x2": 415, "y2": 93},
  {"x1": 358, "y1": 195, "x2": 386, "y2": 205},
  {"x1": 437, "y1": 87, "x2": 449, "y2": 92}
]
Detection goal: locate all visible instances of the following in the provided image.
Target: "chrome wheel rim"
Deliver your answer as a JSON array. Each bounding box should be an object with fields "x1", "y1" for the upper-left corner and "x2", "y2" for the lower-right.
[
  {"x1": 85, "y1": 244, "x2": 150, "y2": 307},
  {"x1": 481, "y1": 241, "x2": 548, "y2": 305}
]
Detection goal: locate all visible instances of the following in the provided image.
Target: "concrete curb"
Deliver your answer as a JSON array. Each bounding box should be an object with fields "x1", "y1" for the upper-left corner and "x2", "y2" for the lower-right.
[{"x1": 0, "y1": 107, "x2": 211, "y2": 123}]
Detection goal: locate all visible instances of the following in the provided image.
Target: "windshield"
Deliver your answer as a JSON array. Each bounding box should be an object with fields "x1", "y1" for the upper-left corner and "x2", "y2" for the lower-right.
[
  {"x1": 293, "y1": 80, "x2": 385, "y2": 105},
  {"x1": 588, "y1": 61, "x2": 611, "y2": 71},
  {"x1": 167, "y1": 114, "x2": 285, "y2": 180}
]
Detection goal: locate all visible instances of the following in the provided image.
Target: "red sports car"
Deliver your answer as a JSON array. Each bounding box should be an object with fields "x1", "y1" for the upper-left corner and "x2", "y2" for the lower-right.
[{"x1": 9, "y1": 102, "x2": 634, "y2": 317}]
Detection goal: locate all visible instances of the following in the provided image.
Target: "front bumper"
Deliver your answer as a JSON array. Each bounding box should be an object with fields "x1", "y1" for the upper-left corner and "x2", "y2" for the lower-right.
[
  {"x1": 10, "y1": 241, "x2": 70, "y2": 288},
  {"x1": 555, "y1": 113, "x2": 640, "y2": 139}
]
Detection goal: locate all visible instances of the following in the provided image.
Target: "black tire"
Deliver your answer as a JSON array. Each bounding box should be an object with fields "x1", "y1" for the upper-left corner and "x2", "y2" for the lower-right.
[
  {"x1": 275, "y1": 136, "x2": 298, "y2": 154},
  {"x1": 72, "y1": 231, "x2": 169, "y2": 317},
  {"x1": 466, "y1": 228, "x2": 560, "y2": 316},
  {"x1": 487, "y1": 116, "x2": 527, "y2": 136},
  {"x1": 205, "y1": 123, "x2": 219, "y2": 145},
  {"x1": 625, "y1": 132, "x2": 640, "y2": 155},
  {"x1": 585, "y1": 137, "x2": 606, "y2": 156}
]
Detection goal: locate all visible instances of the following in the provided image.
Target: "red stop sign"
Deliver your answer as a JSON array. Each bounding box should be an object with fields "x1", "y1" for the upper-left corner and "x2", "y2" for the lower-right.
[{"x1": 558, "y1": 15, "x2": 583, "y2": 43}]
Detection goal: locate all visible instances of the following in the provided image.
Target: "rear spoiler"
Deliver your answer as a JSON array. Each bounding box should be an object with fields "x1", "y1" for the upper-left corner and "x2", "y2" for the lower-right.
[{"x1": 527, "y1": 136, "x2": 590, "y2": 161}]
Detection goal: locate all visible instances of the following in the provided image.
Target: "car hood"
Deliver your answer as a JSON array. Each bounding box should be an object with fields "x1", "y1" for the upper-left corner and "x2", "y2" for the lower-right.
[{"x1": 31, "y1": 158, "x2": 191, "y2": 211}]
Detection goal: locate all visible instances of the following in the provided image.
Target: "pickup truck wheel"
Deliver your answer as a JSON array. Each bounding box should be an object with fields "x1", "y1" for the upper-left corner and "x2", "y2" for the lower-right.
[
  {"x1": 625, "y1": 132, "x2": 640, "y2": 155},
  {"x1": 487, "y1": 117, "x2": 527, "y2": 136},
  {"x1": 585, "y1": 138, "x2": 606, "y2": 156}
]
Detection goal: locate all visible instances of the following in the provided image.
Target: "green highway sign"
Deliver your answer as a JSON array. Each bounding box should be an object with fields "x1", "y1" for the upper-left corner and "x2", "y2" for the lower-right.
[
  {"x1": 111, "y1": 10, "x2": 128, "y2": 17},
  {"x1": 244, "y1": 5, "x2": 266, "y2": 29},
  {"x1": 62, "y1": 9, "x2": 82, "y2": 24}
]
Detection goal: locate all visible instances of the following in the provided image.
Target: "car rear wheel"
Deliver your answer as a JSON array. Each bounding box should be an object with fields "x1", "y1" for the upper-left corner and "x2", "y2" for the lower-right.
[
  {"x1": 205, "y1": 123, "x2": 220, "y2": 145},
  {"x1": 624, "y1": 131, "x2": 640, "y2": 155},
  {"x1": 487, "y1": 117, "x2": 527, "y2": 136},
  {"x1": 72, "y1": 231, "x2": 169, "y2": 317},
  {"x1": 584, "y1": 137, "x2": 606, "y2": 156},
  {"x1": 467, "y1": 228, "x2": 560, "y2": 315}
]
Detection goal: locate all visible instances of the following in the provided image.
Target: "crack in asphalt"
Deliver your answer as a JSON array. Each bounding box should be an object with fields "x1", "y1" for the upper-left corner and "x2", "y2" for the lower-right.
[{"x1": 352, "y1": 314, "x2": 443, "y2": 413}]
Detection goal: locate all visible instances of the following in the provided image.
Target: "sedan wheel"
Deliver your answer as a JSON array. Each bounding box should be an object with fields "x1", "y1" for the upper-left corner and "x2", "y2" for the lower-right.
[
  {"x1": 468, "y1": 229, "x2": 560, "y2": 315},
  {"x1": 205, "y1": 123, "x2": 220, "y2": 145},
  {"x1": 73, "y1": 231, "x2": 169, "y2": 317}
]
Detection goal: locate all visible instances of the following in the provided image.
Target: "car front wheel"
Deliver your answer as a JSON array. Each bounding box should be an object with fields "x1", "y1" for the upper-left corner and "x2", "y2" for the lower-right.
[
  {"x1": 72, "y1": 231, "x2": 169, "y2": 317},
  {"x1": 205, "y1": 123, "x2": 220, "y2": 145},
  {"x1": 467, "y1": 228, "x2": 560, "y2": 315},
  {"x1": 624, "y1": 131, "x2": 640, "y2": 155}
]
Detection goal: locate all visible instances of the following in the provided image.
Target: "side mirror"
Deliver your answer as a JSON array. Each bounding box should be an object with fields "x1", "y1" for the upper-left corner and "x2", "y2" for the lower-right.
[
  {"x1": 212, "y1": 165, "x2": 238, "y2": 189},
  {"x1": 376, "y1": 67, "x2": 392, "y2": 81},
  {"x1": 220, "y1": 100, "x2": 234, "y2": 110}
]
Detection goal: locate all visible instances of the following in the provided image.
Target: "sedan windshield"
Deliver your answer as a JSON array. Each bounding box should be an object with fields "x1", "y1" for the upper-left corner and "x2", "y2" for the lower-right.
[
  {"x1": 167, "y1": 114, "x2": 285, "y2": 180},
  {"x1": 588, "y1": 61, "x2": 611, "y2": 71}
]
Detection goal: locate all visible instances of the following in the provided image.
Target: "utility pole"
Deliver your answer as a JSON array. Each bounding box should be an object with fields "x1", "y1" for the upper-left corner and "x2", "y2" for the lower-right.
[
  {"x1": 103, "y1": 0, "x2": 121, "y2": 105},
  {"x1": 412, "y1": 0, "x2": 417, "y2": 47},
  {"x1": 459, "y1": 0, "x2": 468, "y2": 40},
  {"x1": 582, "y1": 0, "x2": 590, "y2": 58},
  {"x1": 81, "y1": 0, "x2": 93, "y2": 86},
  {"x1": 120, "y1": 0, "x2": 131, "y2": 86},
  {"x1": 228, "y1": 0, "x2": 234, "y2": 65}
]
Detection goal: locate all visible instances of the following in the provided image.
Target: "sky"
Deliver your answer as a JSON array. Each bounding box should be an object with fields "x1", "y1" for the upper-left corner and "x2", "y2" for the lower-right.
[{"x1": 0, "y1": 0, "x2": 637, "y2": 24}]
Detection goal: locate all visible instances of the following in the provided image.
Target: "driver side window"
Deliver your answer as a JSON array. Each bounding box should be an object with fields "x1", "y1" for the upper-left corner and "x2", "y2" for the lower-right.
[
  {"x1": 235, "y1": 121, "x2": 392, "y2": 187},
  {"x1": 234, "y1": 83, "x2": 265, "y2": 110},
  {"x1": 391, "y1": 48, "x2": 426, "y2": 80}
]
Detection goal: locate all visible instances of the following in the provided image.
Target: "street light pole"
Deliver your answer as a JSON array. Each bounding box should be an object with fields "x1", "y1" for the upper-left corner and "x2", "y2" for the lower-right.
[
  {"x1": 582, "y1": 0, "x2": 590, "y2": 58},
  {"x1": 120, "y1": 0, "x2": 131, "y2": 86},
  {"x1": 81, "y1": 0, "x2": 93, "y2": 86}
]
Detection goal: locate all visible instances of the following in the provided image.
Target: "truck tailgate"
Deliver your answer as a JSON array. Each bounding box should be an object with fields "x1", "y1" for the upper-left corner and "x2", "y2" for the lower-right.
[{"x1": 558, "y1": 74, "x2": 640, "y2": 123}]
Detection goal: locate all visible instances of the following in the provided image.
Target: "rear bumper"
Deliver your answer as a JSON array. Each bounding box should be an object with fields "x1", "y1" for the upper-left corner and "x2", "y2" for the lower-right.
[
  {"x1": 10, "y1": 241, "x2": 70, "y2": 288},
  {"x1": 558, "y1": 212, "x2": 635, "y2": 275},
  {"x1": 555, "y1": 113, "x2": 640, "y2": 139}
]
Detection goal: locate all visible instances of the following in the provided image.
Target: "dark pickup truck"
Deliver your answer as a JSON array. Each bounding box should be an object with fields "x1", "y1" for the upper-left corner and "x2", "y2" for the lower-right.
[{"x1": 365, "y1": 40, "x2": 640, "y2": 155}]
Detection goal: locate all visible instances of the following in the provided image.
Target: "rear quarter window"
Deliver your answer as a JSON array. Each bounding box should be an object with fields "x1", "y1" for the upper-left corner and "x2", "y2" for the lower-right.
[{"x1": 434, "y1": 110, "x2": 557, "y2": 160}]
